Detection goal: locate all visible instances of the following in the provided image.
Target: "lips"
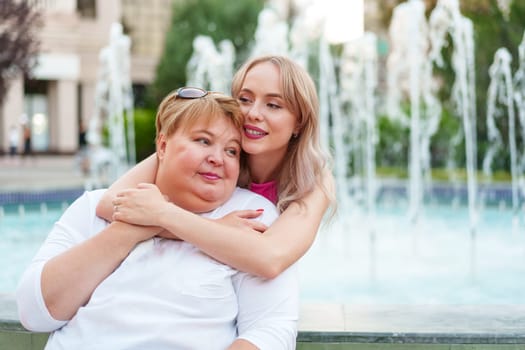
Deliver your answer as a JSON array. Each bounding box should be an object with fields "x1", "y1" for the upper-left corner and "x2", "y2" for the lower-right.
[
  {"x1": 199, "y1": 172, "x2": 221, "y2": 180},
  {"x1": 244, "y1": 125, "x2": 267, "y2": 140}
]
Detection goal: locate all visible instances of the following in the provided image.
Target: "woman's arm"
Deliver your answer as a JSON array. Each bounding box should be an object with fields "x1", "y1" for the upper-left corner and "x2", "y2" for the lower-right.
[
  {"x1": 16, "y1": 191, "x2": 160, "y2": 331},
  {"x1": 114, "y1": 173, "x2": 334, "y2": 279},
  {"x1": 166, "y1": 182, "x2": 331, "y2": 278},
  {"x1": 41, "y1": 222, "x2": 159, "y2": 321},
  {"x1": 98, "y1": 152, "x2": 268, "y2": 236},
  {"x1": 96, "y1": 153, "x2": 158, "y2": 221}
]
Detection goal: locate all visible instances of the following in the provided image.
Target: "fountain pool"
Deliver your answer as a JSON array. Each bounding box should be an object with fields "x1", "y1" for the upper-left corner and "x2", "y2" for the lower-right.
[
  {"x1": 0, "y1": 202, "x2": 66, "y2": 295},
  {"x1": 2, "y1": 193, "x2": 524, "y2": 304},
  {"x1": 300, "y1": 199, "x2": 525, "y2": 304}
]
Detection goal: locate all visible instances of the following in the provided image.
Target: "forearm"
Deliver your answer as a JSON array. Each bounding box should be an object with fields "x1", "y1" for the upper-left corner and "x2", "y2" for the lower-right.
[
  {"x1": 41, "y1": 222, "x2": 150, "y2": 320},
  {"x1": 158, "y1": 206, "x2": 272, "y2": 276},
  {"x1": 158, "y1": 184, "x2": 329, "y2": 278},
  {"x1": 96, "y1": 154, "x2": 158, "y2": 221}
]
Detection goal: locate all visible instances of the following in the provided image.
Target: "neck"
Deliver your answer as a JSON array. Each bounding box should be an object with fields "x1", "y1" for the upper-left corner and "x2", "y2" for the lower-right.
[
  {"x1": 170, "y1": 196, "x2": 218, "y2": 214},
  {"x1": 248, "y1": 154, "x2": 282, "y2": 183}
]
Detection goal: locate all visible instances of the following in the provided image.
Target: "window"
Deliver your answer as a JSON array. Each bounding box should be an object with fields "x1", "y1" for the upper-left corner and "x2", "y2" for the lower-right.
[{"x1": 77, "y1": 0, "x2": 96, "y2": 18}]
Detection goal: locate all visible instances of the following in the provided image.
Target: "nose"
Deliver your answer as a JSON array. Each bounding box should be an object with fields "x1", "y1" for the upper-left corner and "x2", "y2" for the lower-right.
[
  {"x1": 245, "y1": 102, "x2": 263, "y2": 122},
  {"x1": 207, "y1": 147, "x2": 224, "y2": 166}
]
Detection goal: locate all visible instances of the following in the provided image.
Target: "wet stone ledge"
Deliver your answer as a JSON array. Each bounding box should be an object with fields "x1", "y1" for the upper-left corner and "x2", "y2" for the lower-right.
[{"x1": 2, "y1": 295, "x2": 525, "y2": 349}]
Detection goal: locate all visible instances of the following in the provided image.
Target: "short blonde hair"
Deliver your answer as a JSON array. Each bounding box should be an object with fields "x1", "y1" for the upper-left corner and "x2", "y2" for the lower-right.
[
  {"x1": 231, "y1": 56, "x2": 335, "y2": 212},
  {"x1": 155, "y1": 90, "x2": 243, "y2": 143}
]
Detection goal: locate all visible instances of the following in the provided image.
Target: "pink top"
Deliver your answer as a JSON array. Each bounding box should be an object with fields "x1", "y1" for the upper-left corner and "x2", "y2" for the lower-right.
[{"x1": 249, "y1": 181, "x2": 278, "y2": 204}]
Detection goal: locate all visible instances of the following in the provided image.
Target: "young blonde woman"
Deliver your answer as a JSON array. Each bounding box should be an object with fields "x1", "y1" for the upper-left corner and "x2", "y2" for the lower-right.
[{"x1": 98, "y1": 55, "x2": 336, "y2": 278}]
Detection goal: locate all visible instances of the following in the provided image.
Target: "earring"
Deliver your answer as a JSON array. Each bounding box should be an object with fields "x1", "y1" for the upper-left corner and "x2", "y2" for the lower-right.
[{"x1": 292, "y1": 133, "x2": 299, "y2": 138}]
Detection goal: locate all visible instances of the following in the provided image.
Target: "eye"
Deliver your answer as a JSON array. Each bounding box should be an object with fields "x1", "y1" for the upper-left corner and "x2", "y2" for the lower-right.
[
  {"x1": 226, "y1": 147, "x2": 239, "y2": 157},
  {"x1": 267, "y1": 102, "x2": 282, "y2": 109},
  {"x1": 238, "y1": 95, "x2": 252, "y2": 104},
  {"x1": 196, "y1": 137, "x2": 210, "y2": 145}
]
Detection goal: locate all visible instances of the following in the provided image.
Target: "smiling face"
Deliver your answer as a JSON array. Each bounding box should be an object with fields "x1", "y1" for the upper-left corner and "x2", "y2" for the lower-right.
[
  {"x1": 236, "y1": 61, "x2": 299, "y2": 178},
  {"x1": 231, "y1": 55, "x2": 323, "y2": 210},
  {"x1": 155, "y1": 114, "x2": 241, "y2": 213}
]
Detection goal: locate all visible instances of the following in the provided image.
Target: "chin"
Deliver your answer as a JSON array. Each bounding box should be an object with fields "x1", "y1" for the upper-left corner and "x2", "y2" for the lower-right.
[
  {"x1": 241, "y1": 143, "x2": 263, "y2": 156},
  {"x1": 193, "y1": 195, "x2": 227, "y2": 212}
]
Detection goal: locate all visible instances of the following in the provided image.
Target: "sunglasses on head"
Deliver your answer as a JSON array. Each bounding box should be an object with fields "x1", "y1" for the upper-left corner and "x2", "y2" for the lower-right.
[{"x1": 176, "y1": 86, "x2": 208, "y2": 99}]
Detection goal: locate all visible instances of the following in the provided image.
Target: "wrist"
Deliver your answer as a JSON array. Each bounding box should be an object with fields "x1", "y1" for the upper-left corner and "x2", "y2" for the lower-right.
[
  {"x1": 158, "y1": 202, "x2": 178, "y2": 230},
  {"x1": 99, "y1": 222, "x2": 141, "y2": 258}
]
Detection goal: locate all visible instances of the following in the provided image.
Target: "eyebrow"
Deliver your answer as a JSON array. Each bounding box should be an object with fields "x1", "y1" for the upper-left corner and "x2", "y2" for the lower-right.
[
  {"x1": 231, "y1": 139, "x2": 242, "y2": 148},
  {"x1": 240, "y1": 88, "x2": 283, "y2": 99},
  {"x1": 193, "y1": 129, "x2": 242, "y2": 146}
]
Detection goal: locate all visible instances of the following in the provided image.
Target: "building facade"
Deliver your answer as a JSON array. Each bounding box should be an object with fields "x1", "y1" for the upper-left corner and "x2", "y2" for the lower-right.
[{"x1": 0, "y1": 0, "x2": 172, "y2": 154}]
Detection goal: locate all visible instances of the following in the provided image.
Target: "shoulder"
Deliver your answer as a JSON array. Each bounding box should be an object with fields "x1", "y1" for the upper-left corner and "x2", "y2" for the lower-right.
[
  {"x1": 230, "y1": 187, "x2": 277, "y2": 211},
  {"x1": 85, "y1": 188, "x2": 107, "y2": 203},
  {"x1": 218, "y1": 187, "x2": 279, "y2": 223},
  {"x1": 44, "y1": 189, "x2": 109, "y2": 244},
  {"x1": 230, "y1": 187, "x2": 265, "y2": 201},
  {"x1": 71, "y1": 189, "x2": 106, "y2": 211},
  {"x1": 61, "y1": 189, "x2": 108, "y2": 226}
]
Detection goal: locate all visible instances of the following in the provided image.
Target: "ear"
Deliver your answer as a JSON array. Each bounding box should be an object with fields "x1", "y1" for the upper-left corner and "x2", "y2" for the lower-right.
[
  {"x1": 156, "y1": 133, "x2": 168, "y2": 161},
  {"x1": 292, "y1": 126, "x2": 301, "y2": 138},
  {"x1": 293, "y1": 120, "x2": 301, "y2": 136}
]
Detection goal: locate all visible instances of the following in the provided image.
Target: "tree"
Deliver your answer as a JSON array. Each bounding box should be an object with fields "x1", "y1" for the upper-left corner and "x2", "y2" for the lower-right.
[
  {"x1": 146, "y1": 0, "x2": 264, "y2": 106},
  {"x1": 0, "y1": 0, "x2": 42, "y2": 105}
]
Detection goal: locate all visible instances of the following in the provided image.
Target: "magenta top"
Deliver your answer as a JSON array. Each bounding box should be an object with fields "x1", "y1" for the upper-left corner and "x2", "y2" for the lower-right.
[{"x1": 249, "y1": 180, "x2": 278, "y2": 204}]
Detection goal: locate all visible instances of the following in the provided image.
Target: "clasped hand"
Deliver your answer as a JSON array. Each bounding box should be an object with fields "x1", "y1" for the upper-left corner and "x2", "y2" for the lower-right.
[{"x1": 112, "y1": 183, "x2": 269, "y2": 236}]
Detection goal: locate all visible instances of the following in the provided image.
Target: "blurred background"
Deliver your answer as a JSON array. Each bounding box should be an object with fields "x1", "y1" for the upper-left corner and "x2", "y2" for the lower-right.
[
  {"x1": 1, "y1": 0, "x2": 525, "y2": 304},
  {"x1": 1, "y1": 0, "x2": 522, "y2": 168}
]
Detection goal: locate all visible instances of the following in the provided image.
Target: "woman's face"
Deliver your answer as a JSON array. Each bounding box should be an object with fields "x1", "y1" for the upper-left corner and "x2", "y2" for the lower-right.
[
  {"x1": 237, "y1": 62, "x2": 298, "y2": 163},
  {"x1": 155, "y1": 115, "x2": 241, "y2": 213}
]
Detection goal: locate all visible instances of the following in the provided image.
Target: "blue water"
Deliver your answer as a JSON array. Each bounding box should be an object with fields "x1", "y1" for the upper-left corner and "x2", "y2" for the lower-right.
[
  {"x1": 299, "y1": 202, "x2": 525, "y2": 304},
  {"x1": 0, "y1": 203, "x2": 65, "y2": 294},
  {"x1": 2, "y1": 201, "x2": 524, "y2": 304}
]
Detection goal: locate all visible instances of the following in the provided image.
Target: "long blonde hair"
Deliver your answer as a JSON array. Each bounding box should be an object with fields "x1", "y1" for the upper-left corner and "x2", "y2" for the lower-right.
[{"x1": 231, "y1": 55, "x2": 335, "y2": 212}]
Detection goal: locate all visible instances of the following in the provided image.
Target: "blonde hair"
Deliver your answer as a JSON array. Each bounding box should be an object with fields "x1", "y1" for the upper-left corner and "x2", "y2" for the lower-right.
[
  {"x1": 231, "y1": 55, "x2": 335, "y2": 212},
  {"x1": 155, "y1": 90, "x2": 243, "y2": 142}
]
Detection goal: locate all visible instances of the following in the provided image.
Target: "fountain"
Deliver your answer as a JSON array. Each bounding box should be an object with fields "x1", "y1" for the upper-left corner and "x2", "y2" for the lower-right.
[
  {"x1": 483, "y1": 31, "x2": 525, "y2": 231},
  {"x1": 381, "y1": 0, "x2": 481, "y2": 276},
  {"x1": 336, "y1": 32, "x2": 380, "y2": 280},
  {"x1": 250, "y1": 6, "x2": 289, "y2": 57},
  {"x1": 515, "y1": 32, "x2": 525, "y2": 210},
  {"x1": 340, "y1": 32, "x2": 379, "y2": 217},
  {"x1": 483, "y1": 49, "x2": 515, "y2": 205},
  {"x1": 386, "y1": 0, "x2": 440, "y2": 225},
  {"x1": 86, "y1": 22, "x2": 135, "y2": 189},
  {"x1": 186, "y1": 35, "x2": 235, "y2": 93},
  {"x1": 318, "y1": 35, "x2": 353, "y2": 217},
  {"x1": 428, "y1": 0, "x2": 479, "y2": 235}
]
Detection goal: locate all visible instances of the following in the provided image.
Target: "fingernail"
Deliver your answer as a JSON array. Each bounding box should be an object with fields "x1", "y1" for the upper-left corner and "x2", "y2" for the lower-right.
[{"x1": 256, "y1": 208, "x2": 264, "y2": 212}]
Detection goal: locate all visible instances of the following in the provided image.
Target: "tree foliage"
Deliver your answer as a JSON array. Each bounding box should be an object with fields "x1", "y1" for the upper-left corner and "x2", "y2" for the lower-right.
[
  {"x1": 146, "y1": 0, "x2": 264, "y2": 107},
  {"x1": 0, "y1": 0, "x2": 42, "y2": 105}
]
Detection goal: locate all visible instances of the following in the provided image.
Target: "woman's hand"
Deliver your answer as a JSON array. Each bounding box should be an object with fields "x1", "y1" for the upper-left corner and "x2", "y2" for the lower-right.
[
  {"x1": 112, "y1": 183, "x2": 172, "y2": 227},
  {"x1": 215, "y1": 210, "x2": 268, "y2": 233}
]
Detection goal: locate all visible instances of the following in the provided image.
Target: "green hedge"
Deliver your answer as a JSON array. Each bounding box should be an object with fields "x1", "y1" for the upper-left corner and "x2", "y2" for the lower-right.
[{"x1": 133, "y1": 108, "x2": 157, "y2": 162}]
